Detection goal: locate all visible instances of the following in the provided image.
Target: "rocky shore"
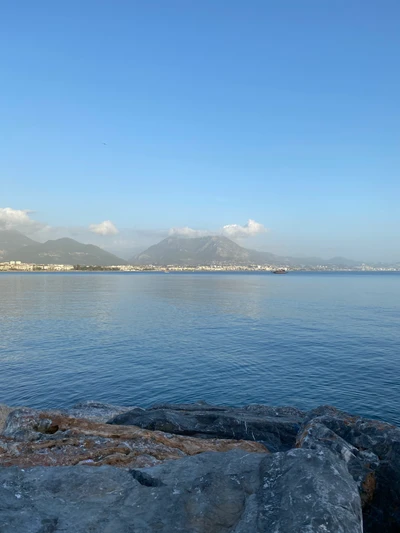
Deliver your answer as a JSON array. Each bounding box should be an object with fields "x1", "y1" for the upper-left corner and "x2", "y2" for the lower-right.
[{"x1": 0, "y1": 401, "x2": 399, "y2": 532}]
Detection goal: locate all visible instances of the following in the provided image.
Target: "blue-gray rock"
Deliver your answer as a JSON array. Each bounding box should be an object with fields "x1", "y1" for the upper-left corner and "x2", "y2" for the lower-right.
[
  {"x1": 108, "y1": 402, "x2": 305, "y2": 452},
  {"x1": 297, "y1": 419, "x2": 379, "y2": 504},
  {"x1": 297, "y1": 406, "x2": 400, "y2": 533},
  {"x1": 3, "y1": 401, "x2": 399, "y2": 532},
  {"x1": 257, "y1": 448, "x2": 362, "y2": 533},
  {"x1": 0, "y1": 448, "x2": 362, "y2": 533}
]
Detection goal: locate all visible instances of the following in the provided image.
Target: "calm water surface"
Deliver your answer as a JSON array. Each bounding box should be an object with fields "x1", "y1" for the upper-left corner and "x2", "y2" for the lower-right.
[{"x1": 0, "y1": 272, "x2": 399, "y2": 425}]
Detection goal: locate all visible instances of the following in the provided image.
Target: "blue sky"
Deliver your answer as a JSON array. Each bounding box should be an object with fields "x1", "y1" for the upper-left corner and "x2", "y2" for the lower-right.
[{"x1": 1, "y1": 1, "x2": 399, "y2": 261}]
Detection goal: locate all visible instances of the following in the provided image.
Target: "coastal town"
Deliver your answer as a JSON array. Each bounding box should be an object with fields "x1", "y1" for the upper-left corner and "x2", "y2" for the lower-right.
[{"x1": 0, "y1": 260, "x2": 398, "y2": 273}]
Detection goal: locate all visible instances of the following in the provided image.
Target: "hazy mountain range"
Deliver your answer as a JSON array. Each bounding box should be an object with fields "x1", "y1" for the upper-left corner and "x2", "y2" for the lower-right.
[
  {"x1": 0, "y1": 229, "x2": 379, "y2": 268},
  {"x1": 133, "y1": 235, "x2": 362, "y2": 267},
  {"x1": 0, "y1": 230, "x2": 37, "y2": 258},
  {"x1": 0, "y1": 230, "x2": 126, "y2": 266}
]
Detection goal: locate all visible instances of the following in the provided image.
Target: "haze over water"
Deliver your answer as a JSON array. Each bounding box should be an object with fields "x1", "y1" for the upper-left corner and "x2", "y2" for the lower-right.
[{"x1": 0, "y1": 272, "x2": 399, "y2": 426}]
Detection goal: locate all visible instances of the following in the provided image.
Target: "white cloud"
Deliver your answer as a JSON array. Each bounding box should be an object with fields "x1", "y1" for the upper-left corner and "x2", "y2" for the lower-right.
[
  {"x1": 222, "y1": 219, "x2": 267, "y2": 239},
  {"x1": 169, "y1": 226, "x2": 212, "y2": 238},
  {"x1": 0, "y1": 207, "x2": 45, "y2": 234},
  {"x1": 168, "y1": 219, "x2": 268, "y2": 240},
  {"x1": 89, "y1": 220, "x2": 119, "y2": 236}
]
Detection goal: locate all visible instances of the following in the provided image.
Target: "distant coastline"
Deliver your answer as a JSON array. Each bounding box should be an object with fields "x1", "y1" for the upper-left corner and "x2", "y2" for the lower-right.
[
  {"x1": 0, "y1": 262, "x2": 399, "y2": 273},
  {"x1": 2, "y1": 231, "x2": 399, "y2": 272}
]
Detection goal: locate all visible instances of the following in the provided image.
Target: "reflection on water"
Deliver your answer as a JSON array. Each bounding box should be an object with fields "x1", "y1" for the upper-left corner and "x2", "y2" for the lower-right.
[{"x1": 0, "y1": 272, "x2": 399, "y2": 426}]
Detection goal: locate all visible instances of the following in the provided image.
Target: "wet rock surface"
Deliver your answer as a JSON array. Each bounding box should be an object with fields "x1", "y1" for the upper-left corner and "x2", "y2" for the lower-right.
[{"x1": 0, "y1": 401, "x2": 399, "y2": 532}]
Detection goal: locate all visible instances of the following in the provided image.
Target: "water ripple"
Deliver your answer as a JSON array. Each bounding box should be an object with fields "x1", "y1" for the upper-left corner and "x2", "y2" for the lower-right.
[{"x1": 0, "y1": 272, "x2": 399, "y2": 425}]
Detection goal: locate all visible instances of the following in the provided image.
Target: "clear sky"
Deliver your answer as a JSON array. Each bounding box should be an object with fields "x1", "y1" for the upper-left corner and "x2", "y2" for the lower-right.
[{"x1": 1, "y1": 1, "x2": 399, "y2": 261}]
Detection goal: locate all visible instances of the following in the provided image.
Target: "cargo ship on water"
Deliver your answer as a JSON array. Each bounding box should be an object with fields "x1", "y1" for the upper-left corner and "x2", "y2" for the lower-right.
[{"x1": 272, "y1": 268, "x2": 288, "y2": 274}]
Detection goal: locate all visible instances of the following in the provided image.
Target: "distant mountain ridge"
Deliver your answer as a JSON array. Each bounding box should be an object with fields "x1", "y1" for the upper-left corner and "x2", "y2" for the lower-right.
[
  {"x1": 0, "y1": 230, "x2": 37, "y2": 260},
  {"x1": 132, "y1": 235, "x2": 361, "y2": 267},
  {"x1": 0, "y1": 230, "x2": 363, "y2": 267},
  {"x1": 0, "y1": 231, "x2": 126, "y2": 266},
  {"x1": 133, "y1": 235, "x2": 260, "y2": 265}
]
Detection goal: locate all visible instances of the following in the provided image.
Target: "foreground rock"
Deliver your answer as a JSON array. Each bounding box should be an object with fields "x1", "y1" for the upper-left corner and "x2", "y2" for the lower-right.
[
  {"x1": 0, "y1": 407, "x2": 266, "y2": 468},
  {"x1": 107, "y1": 402, "x2": 400, "y2": 532},
  {"x1": 1, "y1": 401, "x2": 399, "y2": 532},
  {"x1": 108, "y1": 401, "x2": 305, "y2": 452},
  {"x1": 296, "y1": 405, "x2": 400, "y2": 533},
  {"x1": 0, "y1": 448, "x2": 362, "y2": 533}
]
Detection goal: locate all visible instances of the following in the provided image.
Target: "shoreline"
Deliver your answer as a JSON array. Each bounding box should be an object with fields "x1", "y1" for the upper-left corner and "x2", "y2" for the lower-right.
[{"x1": 1, "y1": 269, "x2": 400, "y2": 273}]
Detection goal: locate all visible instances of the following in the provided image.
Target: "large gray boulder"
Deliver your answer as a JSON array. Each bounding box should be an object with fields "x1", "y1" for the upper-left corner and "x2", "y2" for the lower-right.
[
  {"x1": 257, "y1": 448, "x2": 362, "y2": 533},
  {"x1": 0, "y1": 448, "x2": 362, "y2": 533},
  {"x1": 297, "y1": 406, "x2": 400, "y2": 533},
  {"x1": 108, "y1": 402, "x2": 305, "y2": 452}
]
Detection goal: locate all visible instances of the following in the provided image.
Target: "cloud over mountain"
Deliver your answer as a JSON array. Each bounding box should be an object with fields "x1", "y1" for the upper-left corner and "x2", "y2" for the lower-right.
[
  {"x1": 222, "y1": 219, "x2": 267, "y2": 239},
  {"x1": 0, "y1": 207, "x2": 46, "y2": 234},
  {"x1": 169, "y1": 226, "x2": 211, "y2": 238},
  {"x1": 169, "y1": 219, "x2": 267, "y2": 240},
  {"x1": 89, "y1": 220, "x2": 119, "y2": 236},
  {"x1": 0, "y1": 207, "x2": 268, "y2": 260}
]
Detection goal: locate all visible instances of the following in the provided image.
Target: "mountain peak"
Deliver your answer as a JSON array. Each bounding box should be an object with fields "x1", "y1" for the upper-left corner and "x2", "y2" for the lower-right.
[
  {"x1": 0, "y1": 230, "x2": 38, "y2": 260},
  {"x1": 48, "y1": 237, "x2": 79, "y2": 244},
  {"x1": 133, "y1": 235, "x2": 258, "y2": 265},
  {"x1": 5, "y1": 236, "x2": 126, "y2": 266},
  {"x1": 132, "y1": 235, "x2": 360, "y2": 267},
  {"x1": 0, "y1": 228, "x2": 25, "y2": 236}
]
